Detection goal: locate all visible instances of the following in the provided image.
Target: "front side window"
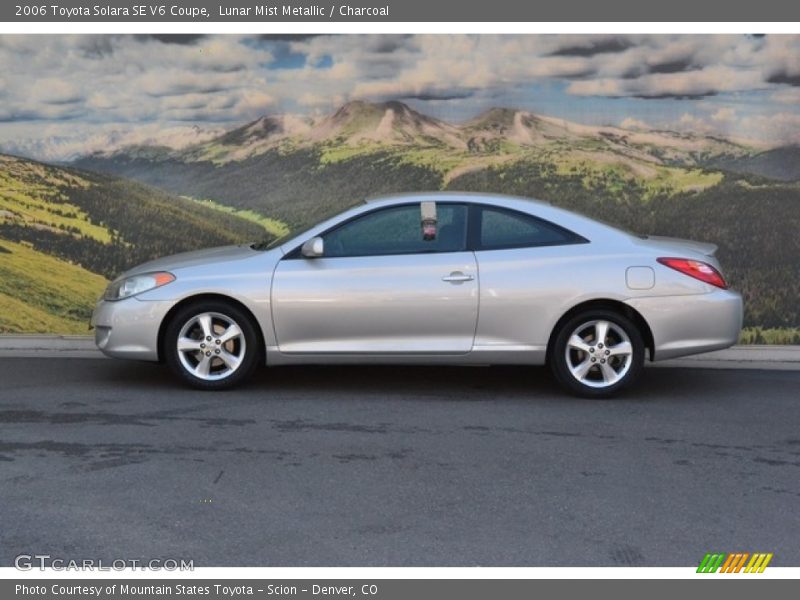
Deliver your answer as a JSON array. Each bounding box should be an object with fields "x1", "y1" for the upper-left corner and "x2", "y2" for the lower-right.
[
  {"x1": 323, "y1": 203, "x2": 468, "y2": 258},
  {"x1": 478, "y1": 206, "x2": 584, "y2": 250}
]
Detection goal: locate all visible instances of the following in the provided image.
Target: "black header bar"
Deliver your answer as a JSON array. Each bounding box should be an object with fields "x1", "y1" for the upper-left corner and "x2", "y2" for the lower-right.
[{"x1": 3, "y1": 0, "x2": 800, "y2": 22}]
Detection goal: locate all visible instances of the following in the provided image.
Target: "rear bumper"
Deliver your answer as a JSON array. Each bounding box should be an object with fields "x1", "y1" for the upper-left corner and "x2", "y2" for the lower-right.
[
  {"x1": 90, "y1": 298, "x2": 173, "y2": 361},
  {"x1": 625, "y1": 289, "x2": 743, "y2": 361}
]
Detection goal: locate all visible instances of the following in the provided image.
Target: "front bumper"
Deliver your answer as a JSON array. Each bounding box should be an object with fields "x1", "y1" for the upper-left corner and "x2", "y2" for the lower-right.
[
  {"x1": 625, "y1": 288, "x2": 743, "y2": 361},
  {"x1": 90, "y1": 297, "x2": 174, "y2": 361}
]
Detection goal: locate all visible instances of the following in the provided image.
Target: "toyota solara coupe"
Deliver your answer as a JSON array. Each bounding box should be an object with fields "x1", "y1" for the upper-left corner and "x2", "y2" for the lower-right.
[{"x1": 91, "y1": 193, "x2": 742, "y2": 397}]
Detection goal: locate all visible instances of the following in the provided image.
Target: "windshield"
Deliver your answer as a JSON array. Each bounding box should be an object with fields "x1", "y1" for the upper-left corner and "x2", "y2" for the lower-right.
[
  {"x1": 251, "y1": 199, "x2": 365, "y2": 251},
  {"x1": 252, "y1": 222, "x2": 316, "y2": 251}
]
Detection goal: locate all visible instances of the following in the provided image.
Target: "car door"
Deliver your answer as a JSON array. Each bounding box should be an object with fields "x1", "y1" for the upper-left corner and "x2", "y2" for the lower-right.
[{"x1": 271, "y1": 202, "x2": 478, "y2": 354}]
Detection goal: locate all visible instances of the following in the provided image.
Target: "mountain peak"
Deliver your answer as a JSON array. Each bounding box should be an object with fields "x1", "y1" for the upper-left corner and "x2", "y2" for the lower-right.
[
  {"x1": 465, "y1": 107, "x2": 550, "y2": 130},
  {"x1": 336, "y1": 99, "x2": 414, "y2": 113},
  {"x1": 210, "y1": 114, "x2": 313, "y2": 149},
  {"x1": 461, "y1": 107, "x2": 553, "y2": 148},
  {"x1": 329, "y1": 99, "x2": 419, "y2": 125},
  {"x1": 465, "y1": 107, "x2": 522, "y2": 129},
  {"x1": 314, "y1": 99, "x2": 462, "y2": 147},
  {"x1": 214, "y1": 115, "x2": 284, "y2": 145}
]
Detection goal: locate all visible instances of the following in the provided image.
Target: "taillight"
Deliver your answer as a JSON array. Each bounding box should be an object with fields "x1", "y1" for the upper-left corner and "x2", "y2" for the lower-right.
[{"x1": 657, "y1": 257, "x2": 727, "y2": 289}]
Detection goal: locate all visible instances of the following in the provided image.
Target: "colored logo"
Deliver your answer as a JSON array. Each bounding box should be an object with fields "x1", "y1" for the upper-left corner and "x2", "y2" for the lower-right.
[{"x1": 697, "y1": 553, "x2": 773, "y2": 573}]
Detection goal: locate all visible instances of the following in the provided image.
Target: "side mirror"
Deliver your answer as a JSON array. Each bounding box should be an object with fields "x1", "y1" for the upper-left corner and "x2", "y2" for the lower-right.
[{"x1": 301, "y1": 236, "x2": 324, "y2": 258}]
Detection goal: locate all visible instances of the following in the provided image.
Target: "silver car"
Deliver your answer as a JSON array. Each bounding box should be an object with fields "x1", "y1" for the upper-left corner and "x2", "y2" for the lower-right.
[{"x1": 91, "y1": 193, "x2": 742, "y2": 397}]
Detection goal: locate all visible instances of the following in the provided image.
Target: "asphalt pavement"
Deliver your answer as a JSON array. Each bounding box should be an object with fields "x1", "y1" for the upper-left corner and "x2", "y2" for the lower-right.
[{"x1": 1, "y1": 358, "x2": 798, "y2": 567}]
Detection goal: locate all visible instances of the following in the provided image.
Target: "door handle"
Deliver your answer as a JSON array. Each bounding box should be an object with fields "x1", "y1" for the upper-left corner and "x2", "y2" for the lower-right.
[{"x1": 442, "y1": 271, "x2": 474, "y2": 283}]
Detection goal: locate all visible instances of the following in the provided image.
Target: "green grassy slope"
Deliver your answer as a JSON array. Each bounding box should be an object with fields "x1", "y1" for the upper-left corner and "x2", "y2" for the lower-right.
[{"x1": 0, "y1": 240, "x2": 106, "y2": 333}]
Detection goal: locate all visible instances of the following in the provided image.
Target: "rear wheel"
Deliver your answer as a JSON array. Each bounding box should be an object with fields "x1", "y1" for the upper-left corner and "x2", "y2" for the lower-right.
[
  {"x1": 164, "y1": 301, "x2": 261, "y2": 390},
  {"x1": 550, "y1": 309, "x2": 644, "y2": 398}
]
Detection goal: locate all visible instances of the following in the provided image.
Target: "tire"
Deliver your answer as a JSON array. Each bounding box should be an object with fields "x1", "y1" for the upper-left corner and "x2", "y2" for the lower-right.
[
  {"x1": 163, "y1": 300, "x2": 262, "y2": 390},
  {"x1": 549, "y1": 309, "x2": 645, "y2": 399}
]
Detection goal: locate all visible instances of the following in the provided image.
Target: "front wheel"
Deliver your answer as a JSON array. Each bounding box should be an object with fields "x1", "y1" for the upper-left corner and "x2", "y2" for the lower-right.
[
  {"x1": 164, "y1": 301, "x2": 261, "y2": 390},
  {"x1": 549, "y1": 309, "x2": 644, "y2": 398}
]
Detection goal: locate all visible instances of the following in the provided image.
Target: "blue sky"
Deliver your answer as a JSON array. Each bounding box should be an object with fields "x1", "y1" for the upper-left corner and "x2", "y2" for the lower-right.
[{"x1": 0, "y1": 34, "x2": 798, "y2": 160}]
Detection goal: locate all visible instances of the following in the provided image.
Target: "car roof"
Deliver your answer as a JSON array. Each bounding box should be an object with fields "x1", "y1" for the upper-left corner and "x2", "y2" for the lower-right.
[{"x1": 365, "y1": 191, "x2": 552, "y2": 209}]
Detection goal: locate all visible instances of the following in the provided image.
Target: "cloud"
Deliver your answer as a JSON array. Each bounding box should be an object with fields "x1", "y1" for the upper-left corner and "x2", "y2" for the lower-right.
[
  {"x1": 646, "y1": 59, "x2": 699, "y2": 75},
  {"x1": 0, "y1": 122, "x2": 226, "y2": 161},
  {"x1": 732, "y1": 112, "x2": 800, "y2": 145},
  {"x1": 233, "y1": 91, "x2": 277, "y2": 118},
  {"x1": 140, "y1": 34, "x2": 207, "y2": 45},
  {"x1": 548, "y1": 37, "x2": 633, "y2": 57},
  {"x1": 76, "y1": 35, "x2": 116, "y2": 58},
  {"x1": 0, "y1": 34, "x2": 799, "y2": 159},
  {"x1": 402, "y1": 91, "x2": 475, "y2": 101},
  {"x1": 772, "y1": 88, "x2": 800, "y2": 104},
  {"x1": 567, "y1": 66, "x2": 764, "y2": 99},
  {"x1": 677, "y1": 112, "x2": 713, "y2": 133},
  {"x1": 620, "y1": 117, "x2": 650, "y2": 129},
  {"x1": 30, "y1": 78, "x2": 85, "y2": 105},
  {"x1": 257, "y1": 34, "x2": 320, "y2": 42},
  {"x1": 766, "y1": 71, "x2": 800, "y2": 86},
  {"x1": 296, "y1": 92, "x2": 346, "y2": 108},
  {"x1": 639, "y1": 108, "x2": 800, "y2": 146},
  {"x1": 137, "y1": 70, "x2": 240, "y2": 97},
  {"x1": 710, "y1": 107, "x2": 736, "y2": 123}
]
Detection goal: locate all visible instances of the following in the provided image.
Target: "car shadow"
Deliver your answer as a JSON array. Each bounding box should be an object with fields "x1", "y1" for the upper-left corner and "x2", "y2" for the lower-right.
[{"x1": 80, "y1": 358, "x2": 751, "y2": 404}]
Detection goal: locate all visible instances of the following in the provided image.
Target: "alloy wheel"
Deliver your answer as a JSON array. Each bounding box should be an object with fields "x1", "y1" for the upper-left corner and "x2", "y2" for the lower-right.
[
  {"x1": 176, "y1": 311, "x2": 247, "y2": 381},
  {"x1": 564, "y1": 319, "x2": 633, "y2": 389}
]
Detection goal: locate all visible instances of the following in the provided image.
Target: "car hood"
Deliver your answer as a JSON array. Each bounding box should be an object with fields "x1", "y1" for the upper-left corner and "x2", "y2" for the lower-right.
[{"x1": 121, "y1": 245, "x2": 260, "y2": 278}]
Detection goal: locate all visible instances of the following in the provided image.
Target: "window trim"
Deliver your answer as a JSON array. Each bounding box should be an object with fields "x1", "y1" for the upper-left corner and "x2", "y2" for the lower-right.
[
  {"x1": 468, "y1": 204, "x2": 589, "y2": 252},
  {"x1": 284, "y1": 201, "x2": 470, "y2": 259}
]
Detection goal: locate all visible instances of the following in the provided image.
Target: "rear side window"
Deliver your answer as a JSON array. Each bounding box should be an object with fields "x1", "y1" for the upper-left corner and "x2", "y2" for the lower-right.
[{"x1": 477, "y1": 206, "x2": 586, "y2": 250}]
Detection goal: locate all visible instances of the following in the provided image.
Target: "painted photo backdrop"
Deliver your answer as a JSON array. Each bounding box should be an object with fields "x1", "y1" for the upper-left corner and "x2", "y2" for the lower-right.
[{"x1": 0, "y1": 34, "x2": 799, "y2": 339}]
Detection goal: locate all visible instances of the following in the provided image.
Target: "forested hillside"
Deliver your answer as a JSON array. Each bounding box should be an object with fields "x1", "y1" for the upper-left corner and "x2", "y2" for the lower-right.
[
  {"x1": 708, "y1": 146, "x2": 800, "y2": 182},
  {"x1": 0, "y1": 154, "x2": 268, "y2": 333}
]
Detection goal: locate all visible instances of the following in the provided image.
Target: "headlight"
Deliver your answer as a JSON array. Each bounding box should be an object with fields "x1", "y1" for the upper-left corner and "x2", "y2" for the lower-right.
[{"x1": 104, "y1": 272, "x2": 175, "y2": 301}]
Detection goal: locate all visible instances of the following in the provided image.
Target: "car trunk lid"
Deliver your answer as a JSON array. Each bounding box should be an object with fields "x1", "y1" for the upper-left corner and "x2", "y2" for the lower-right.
[{"x1": 638, "y1": 235, "x2": 718, "y2": 258}]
